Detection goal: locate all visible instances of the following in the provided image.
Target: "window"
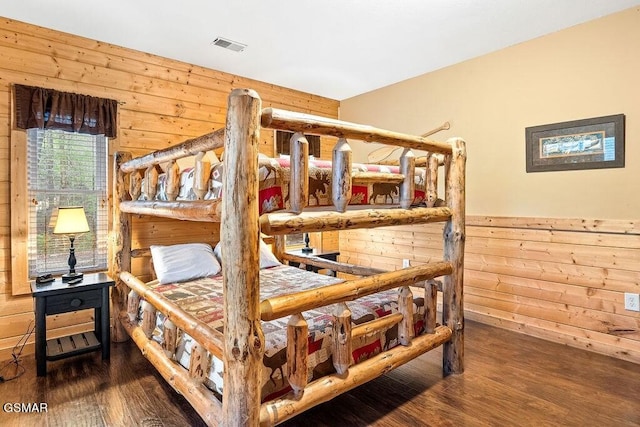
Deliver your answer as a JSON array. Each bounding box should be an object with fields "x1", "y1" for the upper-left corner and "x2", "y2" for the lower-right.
[
  {"x1": 285, "y1": 233, "x2": 305, "y2": 248},
  {"x1": 26, "y1": 129, "x2": 108, "y2": 276},
  {"x1": 275, "y1": 131, "x2": 321, "y2": 158}
]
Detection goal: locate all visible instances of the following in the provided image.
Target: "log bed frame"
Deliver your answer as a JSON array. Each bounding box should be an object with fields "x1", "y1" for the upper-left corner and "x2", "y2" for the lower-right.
[{"x1": 110, "y1": 88, "x2": 467, "y2": 426}]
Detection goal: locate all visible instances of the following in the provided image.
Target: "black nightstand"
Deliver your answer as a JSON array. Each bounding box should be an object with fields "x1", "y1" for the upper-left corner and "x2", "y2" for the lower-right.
[
  {"x1": 30, "y1": 272, "x2": 115, "y2": 377},
  {"x1": 286, "y1": 248, "x2": 340, "y2": 277}
]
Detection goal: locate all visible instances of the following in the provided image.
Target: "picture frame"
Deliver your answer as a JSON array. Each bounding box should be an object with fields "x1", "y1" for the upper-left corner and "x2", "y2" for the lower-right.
[{"x1": 525, "y1": 114, "x2": 625, "y2": 172}]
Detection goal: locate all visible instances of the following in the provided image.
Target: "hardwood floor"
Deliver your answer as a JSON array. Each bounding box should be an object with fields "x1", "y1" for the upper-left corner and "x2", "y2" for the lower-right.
[{"x1": 0, "y1": 320, "x2": 637, "y2": 426}]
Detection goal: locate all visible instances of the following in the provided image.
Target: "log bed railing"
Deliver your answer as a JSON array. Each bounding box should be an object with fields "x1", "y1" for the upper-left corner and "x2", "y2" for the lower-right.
[{"x1": 111, "y1": 88, "x2": 466, "y2": 426}]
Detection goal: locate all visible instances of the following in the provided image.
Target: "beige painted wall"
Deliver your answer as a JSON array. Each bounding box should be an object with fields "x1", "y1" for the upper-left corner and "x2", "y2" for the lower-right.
[{"x1": 341, "y1": 7, "x2": 640, "y2": 220}]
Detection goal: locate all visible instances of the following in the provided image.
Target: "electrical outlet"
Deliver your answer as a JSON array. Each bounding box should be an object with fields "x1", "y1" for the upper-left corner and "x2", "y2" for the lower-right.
[
  {"x1": 402, "y1": 259, "x2": 411, "y2": 268},
  {"x1": 624, "y1": 293, "x2": 640, "y2": 312}
]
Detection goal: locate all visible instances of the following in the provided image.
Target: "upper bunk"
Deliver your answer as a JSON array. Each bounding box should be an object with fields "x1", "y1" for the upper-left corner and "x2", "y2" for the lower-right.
[{"x1": 114, "y1": 88, "x2": 466, "y2": 237}]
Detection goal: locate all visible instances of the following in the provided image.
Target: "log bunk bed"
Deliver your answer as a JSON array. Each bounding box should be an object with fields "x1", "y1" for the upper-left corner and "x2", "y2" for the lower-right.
[{"x1": 110, "y1": 88, "x2": 467, "y2": 426}]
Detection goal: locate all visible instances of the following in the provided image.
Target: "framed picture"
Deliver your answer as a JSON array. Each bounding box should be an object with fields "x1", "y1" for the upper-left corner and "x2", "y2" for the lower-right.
[{"x1": 525, "y1": 114, "x2": 625, "y2": 172}]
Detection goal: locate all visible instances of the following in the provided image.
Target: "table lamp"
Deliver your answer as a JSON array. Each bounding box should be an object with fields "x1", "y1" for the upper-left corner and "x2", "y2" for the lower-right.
[
  {"x1": 301, "y1": 232, "x2": 313, "y2": 253},
  {"x1": 53, "y1": 206, "x2": 90, "y2": 282}
]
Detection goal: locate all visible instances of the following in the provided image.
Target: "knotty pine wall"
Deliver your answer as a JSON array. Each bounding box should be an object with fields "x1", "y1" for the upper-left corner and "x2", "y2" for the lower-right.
[{"x1": 0, "y1": 17, "x2": 339, "y2": 360}]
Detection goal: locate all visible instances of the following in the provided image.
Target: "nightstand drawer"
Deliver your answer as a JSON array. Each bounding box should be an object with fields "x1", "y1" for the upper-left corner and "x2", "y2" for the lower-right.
[{"x1": 45, "y1": 289, "x2": 102, "y2": 314}]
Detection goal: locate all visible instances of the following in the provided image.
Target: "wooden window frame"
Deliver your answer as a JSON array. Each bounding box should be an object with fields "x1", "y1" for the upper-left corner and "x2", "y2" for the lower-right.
[{"x1": 10, "y1": 129, "x2": 29, "y2": 295}]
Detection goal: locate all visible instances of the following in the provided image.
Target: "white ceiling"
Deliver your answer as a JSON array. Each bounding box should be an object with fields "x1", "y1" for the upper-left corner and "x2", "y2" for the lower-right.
[{"x1": 3, "y1": 1, "x2": 639, "y2": 100}]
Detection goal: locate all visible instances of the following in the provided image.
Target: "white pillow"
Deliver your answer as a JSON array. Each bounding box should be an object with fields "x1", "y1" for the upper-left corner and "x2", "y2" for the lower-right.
[
  {"x1": 213, "y1": 239, "x2": 281, "y2": 269},
  {"x1": 259, "y1": 239, "x2": 281, "y2": 269},
  {"x1": 150, "y1": 243, "x2": 221, "y2": 284},
  {"x1": 213, "y1": 241, "x2": 223, "y2": 265}
]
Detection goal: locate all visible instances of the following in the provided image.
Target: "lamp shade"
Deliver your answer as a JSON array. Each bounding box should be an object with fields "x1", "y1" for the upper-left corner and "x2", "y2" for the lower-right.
[{"x1": 53, "y1": 206, "x2": 90, "y2": 235}]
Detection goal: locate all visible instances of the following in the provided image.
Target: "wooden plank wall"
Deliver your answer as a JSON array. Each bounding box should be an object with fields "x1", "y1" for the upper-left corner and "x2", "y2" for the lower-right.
[
  {"x1": 0, "y1": 17, "x2": 339, "y2": 361},
  {"x1": 340, "y1": 216, "x2": 640, "y2": 364}
]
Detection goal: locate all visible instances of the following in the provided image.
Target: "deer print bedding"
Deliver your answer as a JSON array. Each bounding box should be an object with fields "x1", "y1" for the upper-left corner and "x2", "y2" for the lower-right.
[
  {"x1": 142, "y1": 264, "x2": 426, "y2": 402},
  {"x1": 143, "y1": 157, "x2": 426, "y2": 215},
  {"x1": 265, "y1": 157, "x2": 427, "y2": 211}
]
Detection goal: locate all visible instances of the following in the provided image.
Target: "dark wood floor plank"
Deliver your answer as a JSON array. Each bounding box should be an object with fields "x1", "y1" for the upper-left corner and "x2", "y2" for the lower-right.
[
  {"x1": 44, "y1": 360, "x2": 105, "y2": 427},
  {"x1": 94, "y1": 345, "x2": 161, "y2": 426},
  {"x1": 136, "y1": 355, "x2": 207, "y2": 426},
  {"x1": 0, "y1": 320, "x2": 638, "y2": 427},
  {"x1": 465, "y1": 323, "x2": 640, "y2": 426}
]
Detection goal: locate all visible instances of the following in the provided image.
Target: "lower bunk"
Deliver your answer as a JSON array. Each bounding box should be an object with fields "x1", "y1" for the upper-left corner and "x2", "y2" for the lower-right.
[{"x1": 116, "y1": 244, "x2": 453, "y2": 426}]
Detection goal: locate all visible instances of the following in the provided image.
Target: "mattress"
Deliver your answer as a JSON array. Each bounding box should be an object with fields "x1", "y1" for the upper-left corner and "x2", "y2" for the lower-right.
[
  {"x1": 145, "y1": 157, "x2": 426, "y2": 215},
  {"x1": 142, "y1": 264, "x2": 425, "y2": 402}
]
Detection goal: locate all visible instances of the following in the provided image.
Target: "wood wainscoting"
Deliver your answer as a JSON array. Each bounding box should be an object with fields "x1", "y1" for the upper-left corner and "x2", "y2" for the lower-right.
[{"x1": 340, "y1": 216, "x2": 640, "y2": 364}]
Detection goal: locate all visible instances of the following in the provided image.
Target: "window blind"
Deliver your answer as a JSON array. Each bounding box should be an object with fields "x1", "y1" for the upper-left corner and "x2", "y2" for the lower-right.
[{"x1": 26, "y1": 129, "x2": 108, "y2": 276}]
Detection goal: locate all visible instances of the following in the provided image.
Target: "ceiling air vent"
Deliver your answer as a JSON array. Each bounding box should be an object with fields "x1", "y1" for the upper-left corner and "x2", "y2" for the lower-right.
[{"x1": 211, "y1": 37, "x2": 247, "y2": 53}]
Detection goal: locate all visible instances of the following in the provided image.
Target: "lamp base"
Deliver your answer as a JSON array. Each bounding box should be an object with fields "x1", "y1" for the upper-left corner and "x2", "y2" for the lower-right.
[
  {"x1": 301, "y1": 232, "x2": 313, "y2": 253},
  {"x1": 62, "y1": 272, "x2": 83, "y2": 282}
]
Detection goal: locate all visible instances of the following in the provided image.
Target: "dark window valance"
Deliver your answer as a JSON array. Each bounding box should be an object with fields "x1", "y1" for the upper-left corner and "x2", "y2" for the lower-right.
[{"x1": 14, "y1": 84, "x2": 118, "y2": 138}]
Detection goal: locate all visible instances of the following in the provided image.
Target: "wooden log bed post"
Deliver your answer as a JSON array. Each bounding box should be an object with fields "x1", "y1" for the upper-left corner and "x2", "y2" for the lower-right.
[
  {"x1": 332, "y1": 138, "x2": 352, "y2": 213},
  {"x1": 442, "y1": 137, "x2": 466, "y2": 375},
  {"x1": 144, "y1": 165, "x2": 159, "y2": 200},
  {"x1": 426, "y1": 153, "x2": 439, "y2": 207},
  {"x1": 424, "y1": 279, "x2": 438, "y2": 334},
  {"x1": 272, "y1": 235, "x2": 286, "y2": 261},
  {"x1": 399, "y1": 148, "x2": 415, "y2": 209},
  {"x1": 332, "y1": 302, "x2": 352, "y2": 375},
  {"x1": 189, "y1": 343, "x2": 211, "y2": 383},
  {"x1": 129, "y1": 169, "x2": 142, "y2": 201},
  {"x1": 221, "y1": 88, "x2": 265, "y2": 426},
  {"x1": 163, "y1": 318, "x2": 178, "y2": 359},
  {"x1": 141, "y1": 301, "x2": 158, "y2": 338},
  {"x1": 397, "y1": 286, "x2": 414, "y2": 345},
  {"x1": 289, "y1": 132, "x2": 309, "y2": 214},
  {"x1": 194, "y1": 151, "x2": 211, "y2": 200},
  {"x1": 287, "y1": 313, "x2": 309, "y2": 396},
  {"x1": 127, "y1": 289, "x2": 141, "y2": 322},
  {"x1": 112, "y1": 151, "x2": 132, "y2": 343},
  {"x1": 166, "y1": 159, "x2": 180, "y2": 201}
]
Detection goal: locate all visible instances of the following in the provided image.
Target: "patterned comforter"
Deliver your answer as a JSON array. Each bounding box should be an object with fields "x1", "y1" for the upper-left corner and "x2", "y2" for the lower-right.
[{"x1": 143, "y1": 264, "x2": 426, "y2": 402}]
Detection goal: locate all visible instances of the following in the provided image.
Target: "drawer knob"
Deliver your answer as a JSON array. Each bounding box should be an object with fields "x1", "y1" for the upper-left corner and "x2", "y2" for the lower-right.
[{"x1": 70, "y1": 298, "x2": 82, "y2": 308}]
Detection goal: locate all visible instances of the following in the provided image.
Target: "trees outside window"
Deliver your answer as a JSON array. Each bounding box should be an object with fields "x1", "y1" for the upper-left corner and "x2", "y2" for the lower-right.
[{"x1": 26, "y1": 129, "x2": 108, "y2": 276}]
